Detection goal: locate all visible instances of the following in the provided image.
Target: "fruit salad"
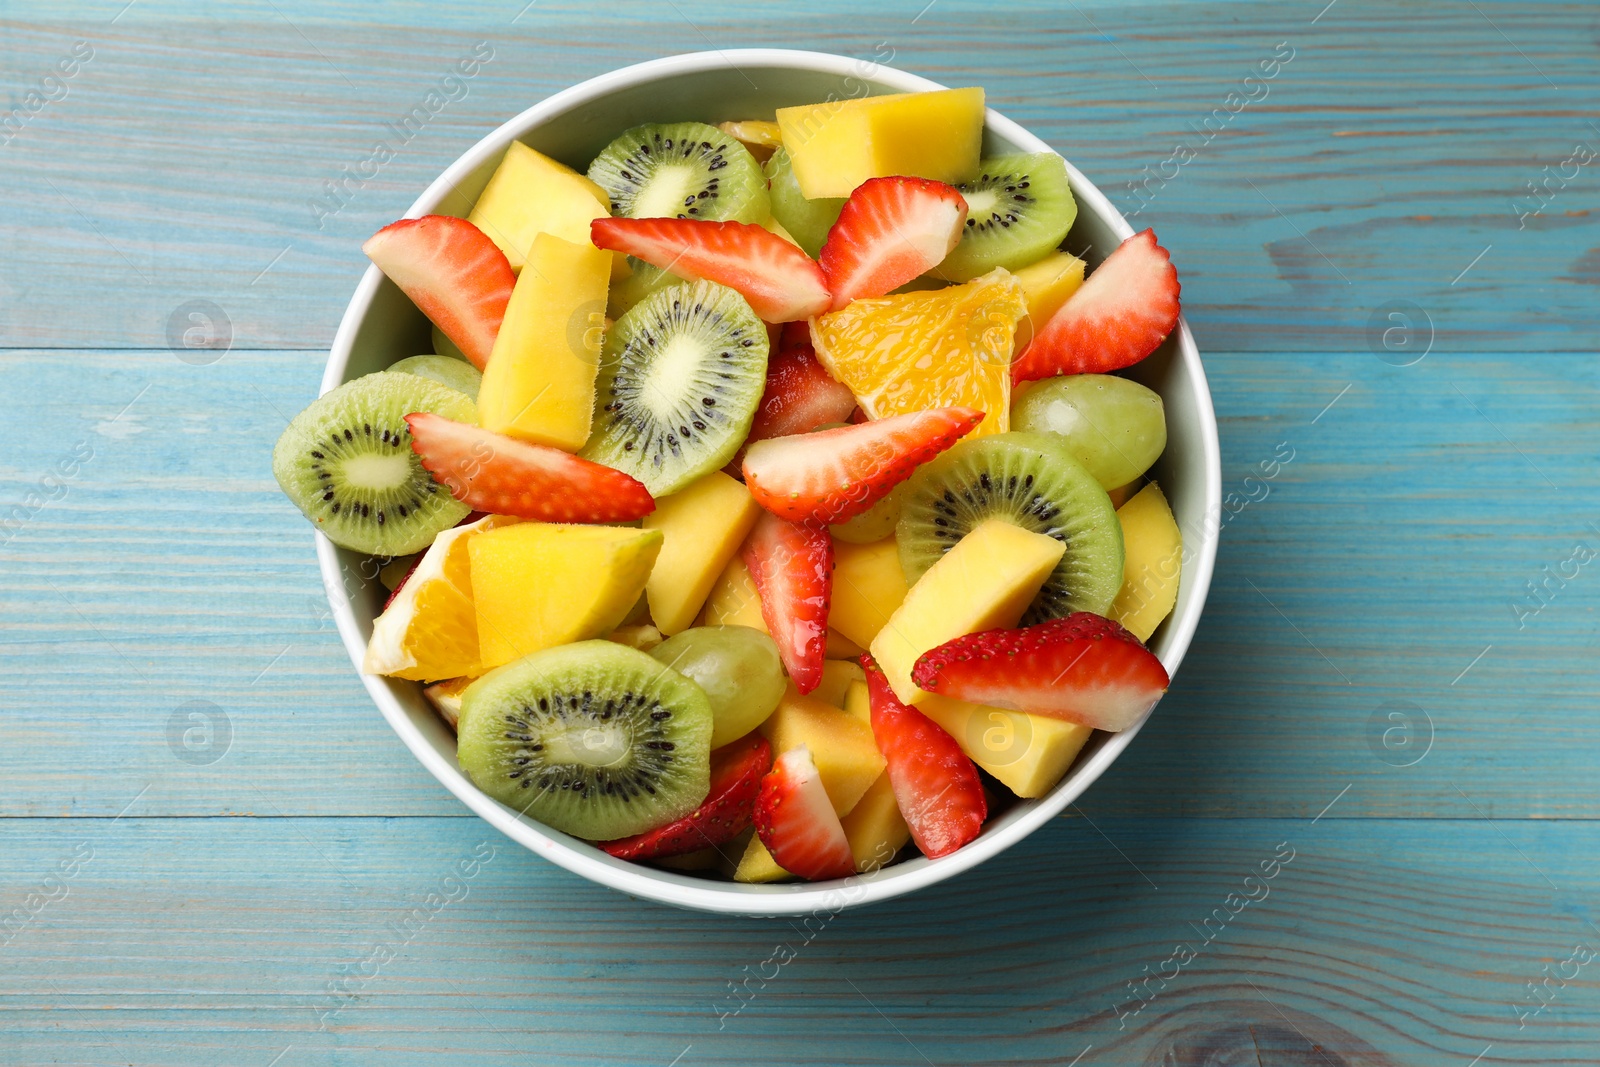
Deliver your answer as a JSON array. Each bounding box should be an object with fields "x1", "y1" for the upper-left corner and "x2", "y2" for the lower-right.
[{"x1": 273, "y1": 86, "x2": 1188, "y2": 883}]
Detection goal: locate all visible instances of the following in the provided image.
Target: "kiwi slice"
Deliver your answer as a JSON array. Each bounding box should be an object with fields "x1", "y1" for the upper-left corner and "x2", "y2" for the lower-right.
[
  {"x1": 589, "y1": 122, "x2": 771, "y2": 317},
  {"x1": 764, "y1": 146, "x2": 845, "y2": 259},
  {"x1": 581, "y1": 279, "x2": 769, "y2": 497},
  {"x1": 272, "y1": 371, "x2": 474, "y2": 555},
  {"x1": 456, "y1": 641, "x2": 713, "y2": 840},
  {"x1": 389, "y1": 354, "x2": 482, "y2": 401},
  {"x1": 933, "y1": 153, "x2": 1078, "y2": 282},
  {"x1": 897, "y1": 431, "x2": 1124, "y2": 623}
]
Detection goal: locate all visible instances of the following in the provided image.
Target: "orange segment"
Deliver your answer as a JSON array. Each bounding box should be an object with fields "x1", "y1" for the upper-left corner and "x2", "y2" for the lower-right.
[
  {"x1": 362, "y1": 515, "x2": 514, "y2": 681},
  {"x1": 809, "y1": 268, "x2": 1025, "y2": 437}
]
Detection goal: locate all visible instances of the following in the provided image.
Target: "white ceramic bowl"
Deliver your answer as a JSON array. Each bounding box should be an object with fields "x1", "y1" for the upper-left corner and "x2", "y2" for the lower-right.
[{"x1": 320, "y1": 49, "x2": 1221, "y2": 916}]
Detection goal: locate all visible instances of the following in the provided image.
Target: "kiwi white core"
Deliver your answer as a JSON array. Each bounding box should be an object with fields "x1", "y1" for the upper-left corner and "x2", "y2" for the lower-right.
[
  {"x1": 963, "y1": 187, "x2": 1001, "y2": 219},
  {"x1": 340, "y1": 453, "x2": 412, "y2": 490},
  {"x1": 633, "y1": 164, "x2": 698, "y2": 219},
  {"x1": 545, "y1": 724, "x2": 633, "y2": 769},
  {"x1": 641, "y1": 333, "x2": 711, "y2": 412}
]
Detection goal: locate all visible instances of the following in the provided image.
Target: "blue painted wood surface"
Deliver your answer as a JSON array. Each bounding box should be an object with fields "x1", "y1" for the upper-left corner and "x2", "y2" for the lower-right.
[{"x1": 2, "y1": 1, "x2": 1598, "y2": 1063}]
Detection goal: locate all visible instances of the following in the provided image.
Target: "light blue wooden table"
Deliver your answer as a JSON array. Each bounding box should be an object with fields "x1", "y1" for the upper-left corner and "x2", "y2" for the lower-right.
[{"x1": 3, "y1": 1, "x2": 1597, "y2": 1063}]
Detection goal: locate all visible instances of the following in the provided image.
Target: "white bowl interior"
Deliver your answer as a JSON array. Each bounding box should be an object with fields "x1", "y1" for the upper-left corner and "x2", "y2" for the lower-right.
[{"x1": 318, "y1": 49, "x2": 1220, "y2": 915}]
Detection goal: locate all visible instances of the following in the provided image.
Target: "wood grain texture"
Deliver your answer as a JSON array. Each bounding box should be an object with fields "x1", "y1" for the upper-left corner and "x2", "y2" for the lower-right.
[
  {"x1": 3, "y1": 0, "x2": 1599, "y2": 1061},
  {"x1": 2, "y1": 350, "x2": 1593, "y2": 818},
  {"x1": 0, "y1": 1, "x2": 1595, "y2": 351},
  {"x1": 3, "y1": 817, "x2": 1599, "y2": 1064}
]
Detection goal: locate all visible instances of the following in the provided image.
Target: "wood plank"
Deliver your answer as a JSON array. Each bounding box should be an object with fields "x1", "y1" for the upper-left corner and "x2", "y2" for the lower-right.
[
  {"x1": 1, "y1": 816, "x2": 1596, "y2": 1063},
  {"x1": 0, "y1": 2, "x2": 1594, "y2": 351},
  {"x1": 1, "y1": 350, "x2": 1594, "y2": 818}
]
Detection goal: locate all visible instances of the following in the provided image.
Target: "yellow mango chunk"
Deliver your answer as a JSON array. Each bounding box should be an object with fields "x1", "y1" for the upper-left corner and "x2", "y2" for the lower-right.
[
  {"x1": 1011, "y1": 251, "x2": 1086, "y2": 349},
  {"x1": 830, "y1": 537, "x2": 909, "y2": 650},
  {"x1": 843, "y1": 678, "x2": 871, "y2": 724},
  {"x1": 733, "y1": 833, "x2": 791, "y2": 883},
  {"x1": 919, "y1": 695, "x2": 1092, "y2": 799},
  {"x1": 477, "y1": 233, "x2": 610, "y2": 450},
  {"x1": 467, "y1": 141, "x2": 610, "y2": 271},
  {"x1": 470, "y1": 523, "x2": 661, "y2": 669},
  {"x1": 813, "y1": 659, "x2": 866, "y2": 710},
  {"x1": 777, "y1": 88, "x2": 985, "y2": 199},
  {"x1": 1107, "y1": 478, "x2": 1143, "y2": 510},
  {"x1": 1110, "y1": 482, "x2": 1182, "y2": 642},
  {"x1": 643, "y1": 472, "x2": 762, "y2": 635},
  {"x1": 700, "y1": 554, "x2": 870, "y2": 659},
  {"x1": 871, "y1": 519, "x2": 1065, "y2": 705},
  {"x1": 841, "y1": 773, "x2": 911, "y2": 873},
  {"x1": 758, "y1": 685, "x2": 886, "y2": 816}
]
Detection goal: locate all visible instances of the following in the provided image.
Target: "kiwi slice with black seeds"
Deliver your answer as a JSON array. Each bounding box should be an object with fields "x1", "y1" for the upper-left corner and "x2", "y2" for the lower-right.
[
  {"x1": 456, "y1": 641, "x2": 713, "y2": 841},
  {"x1": 272, "y1": 371, "x2": 474, "y2": 555},
  {"x1": 581, "y1": 278, "x2": 769, "y2": 497},
  {"x1": 590, "y1": 121, "x2": 770, "y2": 317},
  {"x1": 933, "y1": 152, "x2": 1077, "y2": 282},
  {"x1": 896, "y1": 431, "x2": 1124, "y2": 623}
]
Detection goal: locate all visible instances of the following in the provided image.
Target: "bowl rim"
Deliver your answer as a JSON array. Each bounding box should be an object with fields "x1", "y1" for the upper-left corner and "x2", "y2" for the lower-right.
[{"x1": 317, "y1": 47, "x2": 1221, "y2": 916}]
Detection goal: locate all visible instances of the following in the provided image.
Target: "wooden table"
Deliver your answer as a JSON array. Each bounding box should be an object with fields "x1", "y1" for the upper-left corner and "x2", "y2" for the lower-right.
[{"x1": 3, "y1": 1, "x2": 1596, "y2": 1062}]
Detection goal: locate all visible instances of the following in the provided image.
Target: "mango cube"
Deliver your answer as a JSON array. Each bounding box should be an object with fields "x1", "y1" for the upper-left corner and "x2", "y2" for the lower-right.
[
  {"x1": 733, "y1": 833, "x2": 790, "y2": 883},
  {"x1": 843, "y1": 678, "x2": 871, "y2": 724},
  {"x1": 758, "y1": 685, "x2": 886, "y2": 816},
  {"x1": 1011, "y1": 251, "x2": 1086, "y2": 349},
  {"x1": 918, "y1": 695, "x2": 1092, "y2": 799},
  {"x1": 830, "y1": 537, "x2": 909, "y2": 650},
  {"x1": 467, "y1": 142, "x2": 611, "y2": 271},
  {"x1": 644, "y1": 472, "x2": 762, "y2": 635},
  {"x1": 477, "y1": 233, "x2": 610, "y2": 450},
  {"x1": 775, "y1": 88, "x2": 986, "y2": 199},
  {"x1": 870, "y1": 519, "x2": 1065, "y2": 705},
  {"x1": 469, "y1": 523, "x2": 661, "y2": 669},
  {"x1": 813, "y1": 659, "x2": 866, "y2": 710},
  {"x1": 841, "y1": 772, "x2": 911, "y2": 873},
  {"x1": 1110, "y1": 482, "x2": 1182, "y2": 642}
]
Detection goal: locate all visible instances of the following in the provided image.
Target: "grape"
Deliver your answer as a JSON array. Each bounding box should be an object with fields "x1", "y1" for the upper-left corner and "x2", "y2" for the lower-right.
[
  {"x1": 1010, "y1": 374, "x2": 1166, "y2": 490},
  {"x1": 650, "y1": 626, "x2": 786, "y2": 748}
]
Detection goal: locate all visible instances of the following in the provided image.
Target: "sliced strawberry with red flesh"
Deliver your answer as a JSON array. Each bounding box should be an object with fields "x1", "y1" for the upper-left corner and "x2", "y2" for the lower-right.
[
  {"x1": 742, "y1": 407, "x2": 982, "y2": 525},
  {"x1": 729, "y1": 323, "x2": 858, "y2": 473},
  {"x1": 861, "y1": 655, "x2": 986, "y2": 859},
  {"x1": 742, "y1": 512, "x2": 832, "y2": 693},
  {"x1": 590, "y1": 217, "x2": 831, "y2": 322},
  {"x1": 818, "y1": 177, "x2": 969, "y2": 310},
  {"x1": 405, "y1": 412, "x2": 654, "y2": 522},
  {"x1": 911, "y1": 612, "x2": 1170, "y2": 732},
  {"x1": 599, "y1": 734, "x2": 772, "y2": 861},
  {"x1": 362, "y1": 216, "x2": 515, "y2": 371},
  {"x1": 1011, "y1": 229, "x2": 1181, "y2": 383},
  {"x1": 754, "y1": 745, "x2": 855, "y2": 881}
]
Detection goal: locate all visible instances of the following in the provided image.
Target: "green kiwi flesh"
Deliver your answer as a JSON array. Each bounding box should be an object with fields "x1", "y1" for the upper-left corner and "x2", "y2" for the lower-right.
[
  {"x1": 581, "y1": 279, "x2": 769, "y2": 497},
  {"x1": 389, "y1": 354, "x2": 482, "y2": 401},
  {"x1": 272, "y1": 371, "x2": 474, "y2": 555},
  {"x1": 764, "y1": 146, "x2": 845, "y2": 259},
  {"x1": 456, "y1": 641, "x2": 713, "y2": 840},
  {"x1": 896, "y1": 431, "x2": 1124, "y2": 623},
  {"x1": 933, "y1": 153, "x2": 1077, "y2": 282}
]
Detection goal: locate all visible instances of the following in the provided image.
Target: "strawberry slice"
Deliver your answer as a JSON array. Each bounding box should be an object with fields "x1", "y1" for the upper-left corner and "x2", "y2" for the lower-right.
[
  {"x1": 405, "y1": 412, "x2": 654, "y2": 522},
  {"x1": 590, "y1": 217, "x2": 831, "y2": 322},
  {"x1": 1011, "y1": 229, "x2": 1181, "y2": 383},
  {"x1": 754, "y1": 745, "x2": 855, "y2": 881},
  {"x1": 911, "y1": 612, "x2": 1170, "y2": 732},
  {"x1": 742, "y1": 407, "x2": 982, "y2": 525},
  {"x1": 818, "y1": 177, "x2": 968, "y2": 310},
  {"x1": 362, "y1": 216, "x2": 515, "y2": 371},
  {"x1": 729, "y1": 322, "x2": 858, "y2": 473},
  {"x1": 742, "y1": 512, "x2": 832, "y2": 693},
  {"x1": 862, "y1": 655, "x2": 986, "y2": 859},
  {"x1": 599, "y1": 734, "x2": 772, "y2": 861}
]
